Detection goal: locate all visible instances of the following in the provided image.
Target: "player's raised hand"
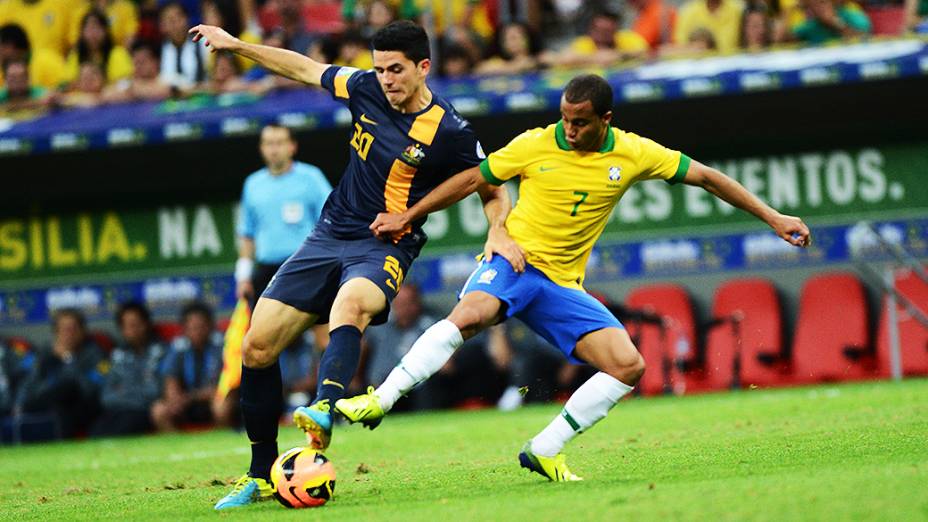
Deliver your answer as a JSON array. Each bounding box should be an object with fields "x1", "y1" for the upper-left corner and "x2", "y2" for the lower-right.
[
  {"x1": 771, "y1": 213, "x2": 812, "y2": 247},
  {"x1": 484, "y1": 226, "x2": 526, "y2": 273},
  {"x1": 370, "y1": 212, "x2": 410, "y2": 241},
  {"x1": 188, "y1": 24, "x2": 237, "y2": 52}
]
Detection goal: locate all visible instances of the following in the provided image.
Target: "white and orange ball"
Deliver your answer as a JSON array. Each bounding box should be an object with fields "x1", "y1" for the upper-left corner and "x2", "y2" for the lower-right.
[{"x1": 270, "y1": 447, "x2": 336, "y2": 508}]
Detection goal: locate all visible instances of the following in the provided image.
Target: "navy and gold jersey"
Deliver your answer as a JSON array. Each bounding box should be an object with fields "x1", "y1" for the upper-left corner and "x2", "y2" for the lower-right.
[{"x1": 316, "y1": 65, "x2": 484, "y2": 254}]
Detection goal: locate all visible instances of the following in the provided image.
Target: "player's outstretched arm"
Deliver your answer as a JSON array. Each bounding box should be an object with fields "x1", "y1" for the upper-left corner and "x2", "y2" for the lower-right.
[
  {"x1": 188, "y1": 25, "x2": 328, "y2": 85},
  {"x1": 683, "y1": 159, "x2": 812, "y2": 247}
]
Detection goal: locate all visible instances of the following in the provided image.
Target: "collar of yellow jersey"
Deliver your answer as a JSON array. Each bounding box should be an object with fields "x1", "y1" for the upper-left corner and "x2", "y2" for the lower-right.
[{"x1": 555, "y1": 121, "x2": 615, "y2": 153}]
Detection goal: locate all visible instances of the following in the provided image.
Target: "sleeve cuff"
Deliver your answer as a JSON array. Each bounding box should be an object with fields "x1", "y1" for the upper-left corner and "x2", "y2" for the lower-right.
[
  {"x1": 667, "y1": 153, "x2": 691, "y2": 185},
  {"x1": 479, "y1": 159, "x2": 505, "y2": 186}
]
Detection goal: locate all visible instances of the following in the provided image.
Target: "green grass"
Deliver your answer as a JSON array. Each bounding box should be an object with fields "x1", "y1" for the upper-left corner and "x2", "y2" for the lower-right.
[{"x1": 2, "y1": 380, "x2": 927, "y2": 521}]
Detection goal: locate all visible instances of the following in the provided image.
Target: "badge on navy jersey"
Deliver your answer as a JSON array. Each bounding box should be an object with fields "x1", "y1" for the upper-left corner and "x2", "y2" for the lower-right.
[{"x1": 402, "y1": 144, "x2": 426, "y2": 166}]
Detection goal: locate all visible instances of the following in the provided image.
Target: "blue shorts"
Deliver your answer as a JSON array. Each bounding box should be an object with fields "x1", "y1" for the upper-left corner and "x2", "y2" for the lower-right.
[
  {"x1": 262, "y1": 232, "x2": 414, "y2": 325},
  {"x1": 460, "y1": 256, "x2": 623, "y2": 364}
]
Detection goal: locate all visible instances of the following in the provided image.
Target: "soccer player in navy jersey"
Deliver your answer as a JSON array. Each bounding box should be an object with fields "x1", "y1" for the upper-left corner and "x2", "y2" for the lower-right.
[{"x1": 189, "y1": 21, "x2": 523, "y2": 509}]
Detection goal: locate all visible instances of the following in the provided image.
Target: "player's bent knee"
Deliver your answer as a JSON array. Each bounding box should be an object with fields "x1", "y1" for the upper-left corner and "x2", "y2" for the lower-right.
[
  {"x1": 601, "y1": 351, "x2": 645, "y2": 386},
  {"x1": 242, "y1": 333, "x2": 277, "y2": 369}
]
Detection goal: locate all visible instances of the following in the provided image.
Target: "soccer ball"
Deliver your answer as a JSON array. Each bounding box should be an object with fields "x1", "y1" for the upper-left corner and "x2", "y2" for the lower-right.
[{"x1": 270, "y1": 447, "x2": 336, "y2": 508}]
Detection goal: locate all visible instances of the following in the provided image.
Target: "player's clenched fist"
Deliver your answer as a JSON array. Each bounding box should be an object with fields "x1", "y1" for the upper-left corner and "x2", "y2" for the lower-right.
[
  {"x1": 771, "y1": 213, "x2": 812, "y2": 247},
  {"x1": 188, "y1": 24, "x2": 237, "y2": 52}
]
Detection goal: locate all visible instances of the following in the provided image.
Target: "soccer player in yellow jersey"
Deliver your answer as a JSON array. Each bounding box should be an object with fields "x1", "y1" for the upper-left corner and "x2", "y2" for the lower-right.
[{"x1": 337, "y1": 74, "x2": 811, "y2": 481}]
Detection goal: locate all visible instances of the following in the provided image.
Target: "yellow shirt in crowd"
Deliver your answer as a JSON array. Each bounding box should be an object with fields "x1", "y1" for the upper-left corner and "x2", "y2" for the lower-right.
[
  {"x1": 479, "y1": 122, "x2": 689, "y2": 289},
  {"x1": 0, "y1": 0, "x2": 73, "y2": 55},
  {"x1": 673, "y1": 0, "x2": 745, "y2": 53},
  {"x1": 569, "y1": 31, "x2": 650, "y2": 56},
  {"x1": 63, "y1": 45, "x2": 133, "y2": 83}
]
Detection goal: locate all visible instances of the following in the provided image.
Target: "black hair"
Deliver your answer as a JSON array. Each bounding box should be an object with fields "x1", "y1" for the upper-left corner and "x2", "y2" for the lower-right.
[
  {"x1": 563, "y1": 74, "x2": 614, "y2": 116},
  {"x1": 492, "y1": 21, "x2": 540, "y2": 61},
  {"x1": 115, "y1": 301, "x2": 152, "y2": 328},
  {"x1": 130, "y1": 39, "x2": 161, "y2": 60},
  {"x1": 590, "y1": 9, "x2": 622, "y2": 26},
  {"x1": 371, "y1": 20, "x2": 430, "y2": 63},
  {"x1": 160, "y1": 0, "x2": 189, "y2": 18},
  {"x1": 261, "y1": 123, "x2": 294, "y2": 141},
  {"x1": 77, "y1": 9, "x2": 115, "y2": 78},
  {"x1": 52, "y1": 308, "x2": 87, "y2": 331},
  {"x1": 203, "y1": 0, "x2": 243, "y2": 39},
  {"x1": 0, "y1": 23, "x2": 30, "y2": 52},
  {"x1": 180, "y1": 301, "x2": 214, "y2": 324}
]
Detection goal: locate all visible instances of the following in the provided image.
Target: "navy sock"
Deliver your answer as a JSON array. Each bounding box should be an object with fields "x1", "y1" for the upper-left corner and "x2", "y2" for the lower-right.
[
  {"x1": 240, "y1": 362, "x2": 282, "y2": 480},
  {"x1": 314, "y1": 325, "x2": 362, "y2": 405}
]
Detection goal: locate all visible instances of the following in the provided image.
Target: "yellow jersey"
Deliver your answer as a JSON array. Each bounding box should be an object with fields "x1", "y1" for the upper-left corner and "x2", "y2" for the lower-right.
[{"x1": 479, "y1": 122, "x2": 689, "y2": 289}]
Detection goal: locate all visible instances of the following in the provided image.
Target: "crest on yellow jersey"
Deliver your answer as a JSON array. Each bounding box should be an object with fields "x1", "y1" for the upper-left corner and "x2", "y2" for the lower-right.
[{"x1": 608, "y1": 166, "x2": 622, "y2": 182}]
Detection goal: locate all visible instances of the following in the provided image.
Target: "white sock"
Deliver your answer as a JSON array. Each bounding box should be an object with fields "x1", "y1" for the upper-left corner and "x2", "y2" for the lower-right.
[
  {"x1": 530, "y1": 372, "x2": 634, "y2": 457},
  {"x1": 375, "y1": 319, "x2": 463, "y2": 411}
]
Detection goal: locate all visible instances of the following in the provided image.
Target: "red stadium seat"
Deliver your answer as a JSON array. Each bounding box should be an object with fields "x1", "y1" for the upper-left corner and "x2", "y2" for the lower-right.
[
  {"x1": 154, "y1": 322, "x2": 183, "y2": 342},
  {"x1": 90, "y1": 331, "x2": 115, "y2": 354},
  {"x1": 624, "y1": 284, "x2": 697, "y2": 395},
  {"x1": 705, "y1": 278, "x2": 788, "y2": 390},
  {"x1": 876, "y1": 268, "x2": 928, "y2": 377},
  {"x1": 791, "y1": 272, "x2": 873, "y2": 383},
  {"x1": 865, "y1": 6, "x2": 906, "y2": 36}
]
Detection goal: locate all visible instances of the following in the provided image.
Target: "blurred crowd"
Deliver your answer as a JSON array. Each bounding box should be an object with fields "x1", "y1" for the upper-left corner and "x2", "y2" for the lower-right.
[
  {"x1": 1, "y1": 283, "x2": 628, "y2": 443},
  {"x1": 2, "y1": 0, "x2": 926, "y2": 112}
]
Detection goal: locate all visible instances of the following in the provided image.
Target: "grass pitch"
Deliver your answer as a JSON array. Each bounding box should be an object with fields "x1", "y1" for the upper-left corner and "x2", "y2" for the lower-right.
[{"x1": 1, "y1": 380, "x2": 926, "y2": 521}]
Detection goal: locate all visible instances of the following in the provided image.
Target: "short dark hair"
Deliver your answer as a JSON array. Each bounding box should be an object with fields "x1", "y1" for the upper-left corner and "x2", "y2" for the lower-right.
[
  {"x1": 591, "y1": 10, "x2": 621, "y2": 26},
  {"x1": 116, "y1": 301, "x2": 152, "y2": 327},
  {"x1": 52, "y1": 308, "x2": 87, "y2": 331},
  {"x1": 0, "y1": 23, "x2": 29, "y2": 52},
  {"x1": 180, "y1": 301, "x2": 214, "y2": 324},
  {"x1": 130, "y1": 39, "x2": 161, "y2": 60},
  {"x1": 563, "y1": 74, "x2": 614, "y2": 116},
  {"x1": 261, "y1": 123, "x2": 294, "y2": 141},
  {"x1": 371, "y1": 20, "x2": 430, "y2": 63},
  {"x1": 160, "y1": 0, "x2": 189, "y2": 18}
]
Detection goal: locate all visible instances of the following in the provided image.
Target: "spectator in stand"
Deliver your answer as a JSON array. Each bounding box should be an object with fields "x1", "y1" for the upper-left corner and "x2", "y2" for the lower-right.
[
  {"x1": 0, "y1": 338, "x2": 31, "y2": 423},
  {"x1": 102, "y1": 40, "x2": 172, "y2": 102},
  {"x1": 439, "y1": 43, "x2": 475, "y2": 78},
  {"x1": 541, "y1": 10, "x2": 648, "y2": 68},
  {"x1": 278, "y1": 340, "x2": 316, "y2": 415},
  {"x1": 151, "y1": 302, "x2": 229, "y2": 432},
  {"x1": 475, "y1": 21, "x2": 540, "y2": 75},
  {"x1": 0, "y1": 23, "x2": 65, "y2": 90},
  {"x1": 905, "y1": 0, "x2": 928, "y2": 32},
  {"x1": 0, "y1": 58, "x2": 50, "y2": 111},
  {"x1": 90, "y1": 302, "x2": 167, "y2": 437},
  {"x1": 333, "y1": 30, "x2": 373, "y2": 70},
  {"x1": 64, "y1": 9, "x2": 134, "y2": 86},
  {"x1": 362, "y1": 285, "x2": 503, "y2": 411},
  {"x1": 674, "y1": 0, "x2": 745, "y2": 54},
  {"x1": 740, "y1": 2, "x2": 775, "y2": 51},
  {"x1": 629, "y1": 0, "x2": 677, "y2": 51},
  {"x1": 359, "y1": 0, "x2": 397, "y2": 38},
  {"x1": 159, "y1": 1, "x2": 208, "y2": 89},
  {"x1": 55, "y1": 61, "x2": 107, "y2": 108},
  {"x1": 276, "y1": 0, "x2": 315, "y2": 53},
  {"x1": 0, "y1": 0, "x2": 74, "y2": 57},
  {"x1": 69, "y1": 0, "x2": 140, "y2": 48},
  {"x1": 201, "y1": 0, "x2": 260, "y2": 72},
  {"x1": 793, "y1": 0, "x2": 871, "y2": 43},
  {"x1": 15, "y1": 309, "x2": 105, "y2": 439}
]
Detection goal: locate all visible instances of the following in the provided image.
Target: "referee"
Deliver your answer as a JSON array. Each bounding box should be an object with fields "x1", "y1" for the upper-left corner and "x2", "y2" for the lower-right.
[{"x1": 235, "y1": 124, "x2": 332, "y2": 307}]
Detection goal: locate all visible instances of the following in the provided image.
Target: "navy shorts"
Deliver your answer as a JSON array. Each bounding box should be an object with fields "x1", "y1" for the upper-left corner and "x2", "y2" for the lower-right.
[
  {"x1": 460, "y1": 256, "x2": 623, "y2": 364},
  {"x1": 262, "y1": 233, "x2": 414, "y2": 325}
]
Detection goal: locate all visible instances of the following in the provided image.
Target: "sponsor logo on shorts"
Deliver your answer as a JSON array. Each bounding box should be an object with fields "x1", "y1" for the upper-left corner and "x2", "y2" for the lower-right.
[{"x1": 477, "y1": 268, "x2": 498, "y2": 284}]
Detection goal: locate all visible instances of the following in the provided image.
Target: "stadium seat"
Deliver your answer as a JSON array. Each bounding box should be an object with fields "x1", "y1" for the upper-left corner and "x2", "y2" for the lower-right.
[
  {"x1": 624, "y1": 284, "x2": 697, "y2": 395},
  {"x1": 90, "y1": 331, "x2": 115, "y2": 354},
  {"x1": 876, "y1": 268, "x2": 928, "y2": 377},
  {"x1": 865, "y1": 6, "x2": 906, "y2": 36},
  {"x1": 154, "y1": 322, "x2": 183, "y2": 342},
  {"x1": 791, "y1": 272, "x2": 873, "y2": 383},
  {"x1": 705, "y1": 278, "x2": 788, "y2": 390}
]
